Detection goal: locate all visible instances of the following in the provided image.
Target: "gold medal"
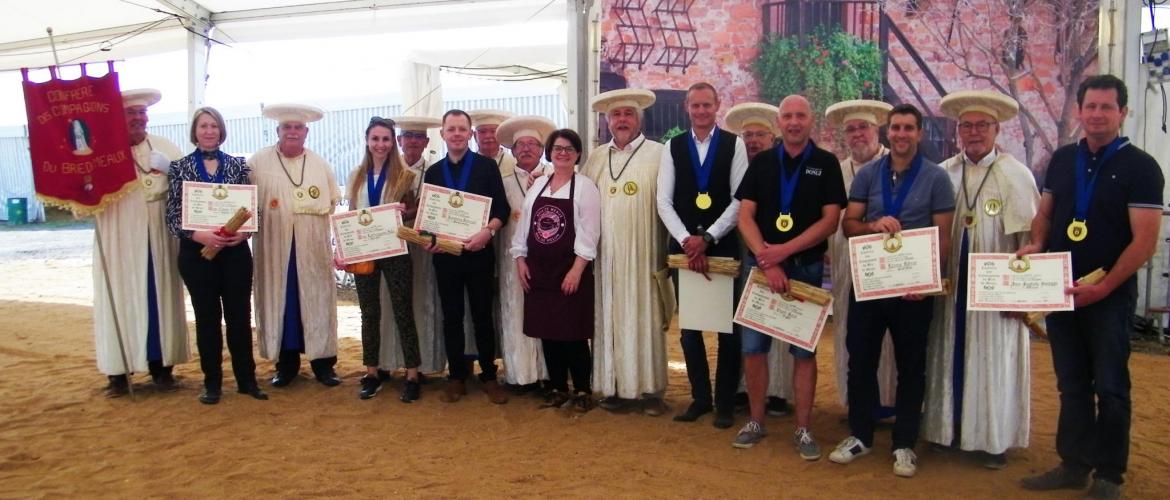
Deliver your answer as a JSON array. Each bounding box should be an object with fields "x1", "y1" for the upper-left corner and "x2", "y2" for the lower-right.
[
  {"x1": 984, "y1": 198, "x2": 1003, "y2": 216},
  {"x1": 883, "y1": 232, "x2": 903, "y2": 253},
  {"x1": 775, "y1": 213, "x2": 794, "y2": 232},
  {"x1": 623, "y1": 181, "x2": 638, "y2": 196},
  {"x1": 448, "y1": 192, "x2": 465, "y2": 208},
  {"x1": 358, "y1": 209, "x2": 374, "y2": 226},
  {"x1": 695, "y1": 192, "x2": 712, "y2": 210},
  {"x1": 1008, "y1": 255, "x2": 1030, "y2": 273},
  {"x1": 962, "y1": 212, "x2": 977, "y2": 228},
  {"x1": 308, "y1": 185, "x2": 321, "y2": 199},
  {"x1": 294, "y1": 188, "x2": 307, "y2": 200},
  {"x1": 212, "y1": 185, "x2": 229, "y2": 200},
  {"x1": 609, "y1": 186, "x2": 618, "y2": 197},
  {"x1": 1067, "y1": 220, "x2": 1088, "y2": 242}
]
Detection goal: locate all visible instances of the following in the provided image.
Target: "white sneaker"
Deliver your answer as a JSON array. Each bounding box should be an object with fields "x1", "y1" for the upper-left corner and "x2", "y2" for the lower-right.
[
  {"x1": 828, "y1": 436, "x2": 870, "y2": 464},
  {"x1": 893, "y1": 448, "x2": 918, "y2": 477}
]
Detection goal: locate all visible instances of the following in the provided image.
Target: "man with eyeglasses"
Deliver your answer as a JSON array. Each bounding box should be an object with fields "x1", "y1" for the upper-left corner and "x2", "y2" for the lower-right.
[
  {"x1": 251, "y1": 103, "x2": 343, "y2": 388},
  {"x1": 1018, "y1": 75, "x2": 1163, "y2": 500},
  {"x1": 657, "y1": 82, "x2": 747, "y2": 430},
  {"x1": 470, "y1": 109, "x2": 517, "y2": 177},
  {"x1": 831, "y1": 103, "x2": 955, "y2": 478},
  {"x1": 723, "y1": 101, "x2": 793, "y2": 421},
  {"x1": 493, "y1": 115, "x2": 557, "y2": 393},
  {"x1": 920, "y1": 90, "x2": 1039, "y2": 470},
  {"x1": 824, "y1": 100, "x2": 900, "y2": 421}
]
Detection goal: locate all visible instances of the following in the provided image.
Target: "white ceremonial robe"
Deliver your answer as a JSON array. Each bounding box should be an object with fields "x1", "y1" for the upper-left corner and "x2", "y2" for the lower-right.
[
  {"x1": 830, "y1": 145, "x2": 898, "y2": 407},
  {"x1": 250, "y1": 146, "x2": 340, "y2": 361},
  {"x1": 922, "y1": 151, "x2": 1037, "y2": 453},
  {"x1": 492, "y1": 149, "x2": 518, "y2": 179},
  {"x1": 496, "y1": 164, "x2": 551, "y2": 385},
  {"x1": 582, "y1": 135, "x2": 671, "y2": 398},
  {"x1": 93, "y1": 135, "x2": 188, "y2": 375}
]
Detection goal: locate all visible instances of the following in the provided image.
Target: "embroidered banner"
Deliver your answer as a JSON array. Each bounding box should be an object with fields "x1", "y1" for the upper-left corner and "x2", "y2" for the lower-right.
[{"x1": 22, "y1": 61, "x2": 136, "y2": 215}]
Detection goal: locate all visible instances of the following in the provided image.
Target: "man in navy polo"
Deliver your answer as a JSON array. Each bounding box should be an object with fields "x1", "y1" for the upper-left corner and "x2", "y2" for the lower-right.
[
  {"x1": 830, "y1": 103, "x2": 955, "y2": 478},
  {"x1": 1019, "y1": 75, "x2": 1163, "y2": 500},
  {"x1": 732, "y1": 95, "x2": 846, "y2": 460}
]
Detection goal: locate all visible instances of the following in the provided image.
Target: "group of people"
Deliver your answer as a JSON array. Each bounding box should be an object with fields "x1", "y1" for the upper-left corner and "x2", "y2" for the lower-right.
[{"x1": 93, "y1": 73, "x2": 1159, "y2": 498}]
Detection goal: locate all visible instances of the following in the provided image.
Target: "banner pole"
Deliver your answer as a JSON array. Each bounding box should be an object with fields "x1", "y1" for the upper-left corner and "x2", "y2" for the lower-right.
[
  {"x1": 46, "y1": 27, "x2": 60, "y2": 66},
  {"x1": 93, "y1": 223, "x2": 137, "y2": 401}
]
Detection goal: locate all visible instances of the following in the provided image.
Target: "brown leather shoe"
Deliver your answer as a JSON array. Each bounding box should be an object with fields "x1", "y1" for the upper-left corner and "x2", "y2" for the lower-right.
[
  {"x1": 482, "y1": 380, "x2": 509, "y2": 404},
  {"x1": 440, "y1": 380, "x2": 466, "y2": 403}
]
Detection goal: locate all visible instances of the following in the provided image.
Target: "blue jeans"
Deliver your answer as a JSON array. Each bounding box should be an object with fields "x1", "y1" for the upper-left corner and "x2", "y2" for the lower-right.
[
  {"x1": 739, "y1": 254, "x2": 821, "y2": 359},
  {"x1": 1046, "y1": 278, "x2": 1136, "y2": 485}
]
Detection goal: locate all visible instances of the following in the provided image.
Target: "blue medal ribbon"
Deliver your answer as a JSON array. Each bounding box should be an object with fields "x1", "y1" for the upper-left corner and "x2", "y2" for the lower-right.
[
  {"x1": 441, "y1": 152, "x2": 474, "y2": 191},
  {"x1": 879, "y1": 152, "x2": 923, "y2": 218},
  {"x1": 777, "y1": 142, "x2": 813, "y2": 215},
  {"x1": 366, "y1": 159, "x2": 390, "y2": 207},
  {"x1": 1072, "y1": 136, "x2": 1128, "y2": 222},
  {"x1": 194, "y1": 149, "x2": 227, "y2": 184},
  {"x1": 686, "y1": 127, "x2": 720, "y2": 193}
]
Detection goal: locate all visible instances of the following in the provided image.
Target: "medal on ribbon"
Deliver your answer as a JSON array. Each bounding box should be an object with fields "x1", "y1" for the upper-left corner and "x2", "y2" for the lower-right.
[
  {"x1": 1068, "y1": 137, "x2": 1127, "y2": 244},
  {"x1": 775, "y1": 213, "x2": 794, "y2": 232},
  {"x1": 695, "y1": 193, "x2": 712, "y2": 210},
  {"x1": 686, "y1": 128, "x2": 720, "y2": 210},
  {"x1": 880, "y1": 153, "x2": 923, "y2": 219},
  {"x1": 962, "y1": 212, "x2": 977, "y2": 228},
  {"x1": 776, "y1": 142, "x2": 812, "y2": 233}
]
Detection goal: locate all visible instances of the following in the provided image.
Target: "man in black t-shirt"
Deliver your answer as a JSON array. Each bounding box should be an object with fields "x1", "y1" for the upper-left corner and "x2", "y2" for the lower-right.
[
  {"x1": 732, "y1": 95, "x2": 846, "y2": 460},
  {"x1": 1019, "y1": 75, "x2": 1163, "y2": 499}
]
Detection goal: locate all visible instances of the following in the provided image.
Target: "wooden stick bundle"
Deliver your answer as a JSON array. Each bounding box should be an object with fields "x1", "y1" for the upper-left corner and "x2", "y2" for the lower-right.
[
  {"x1": 396, "y1": 226, "x2": 463, "y2": 255},
  {"x1": 1023, "y1": 267, "x2": 1106, "y2": 338},
  {"x1": 200, "y1": 207, "x2": 252, "y2": 260},
  {"x1": 747, "y1": 269, "x2": 832, "y2": 306},
  {"x1": 666, "y1": 254, "x2": 742, "y2": 277}
]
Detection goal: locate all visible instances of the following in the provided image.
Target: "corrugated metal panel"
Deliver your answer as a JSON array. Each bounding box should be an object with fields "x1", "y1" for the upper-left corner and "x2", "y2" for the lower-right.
[{"x1": 0, "y1": 96, "x2": 565, "y2": 221}]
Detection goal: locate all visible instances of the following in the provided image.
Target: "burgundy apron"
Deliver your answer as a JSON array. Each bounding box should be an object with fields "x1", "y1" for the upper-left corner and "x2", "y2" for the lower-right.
[{"x1": 523, "y1": 173, "x2": 594, "y2": 341}]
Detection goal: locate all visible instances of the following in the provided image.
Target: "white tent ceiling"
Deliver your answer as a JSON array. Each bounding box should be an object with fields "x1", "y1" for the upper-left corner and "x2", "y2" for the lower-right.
[{"x1": 0, "y1": 0, "x2": 567, "y2": 71}]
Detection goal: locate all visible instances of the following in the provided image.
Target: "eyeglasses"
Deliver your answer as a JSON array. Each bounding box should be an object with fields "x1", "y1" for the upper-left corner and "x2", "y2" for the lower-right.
[
  {"x1": 369, "y1": 116, "x2": 396, "y2": 128},
  {"x1": 399, "y1": 131, "x2": 427, "y2": 140},
  {"x1": 958, "y1": 121, "x2": 996, "y2": 133},
  {"x1": 551, "y1": 145, "x2": 577, "y2": 154},
  {"x1": 844, "y1": 122, "x2": 872, "y2": 134},
  {"x1": 513, "y1": 141, "x2": 542, "y2": 150}
]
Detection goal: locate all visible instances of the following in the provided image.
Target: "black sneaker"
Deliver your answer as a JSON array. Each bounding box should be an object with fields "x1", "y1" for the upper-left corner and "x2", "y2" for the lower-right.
[
  {"x1": 359, "y1": 375, "x2": 382, "y2": 400},
  {"x1": 400, "y1": 379, "x2": 420, "y2": 403}
]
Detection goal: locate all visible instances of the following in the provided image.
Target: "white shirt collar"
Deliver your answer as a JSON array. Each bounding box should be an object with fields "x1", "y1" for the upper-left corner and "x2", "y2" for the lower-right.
[
  {"x1": 607, "y1": 133, "x2": 647, "y2": 152},
  {"x1": 964, "y1": 148, "x2": 998, "y2": 168},
  {"x1": 691, "y1": 127, "x2": 718, "y2": 145}
]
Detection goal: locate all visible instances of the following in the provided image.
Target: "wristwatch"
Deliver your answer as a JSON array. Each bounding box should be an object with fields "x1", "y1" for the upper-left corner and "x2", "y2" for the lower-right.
[{"x1": 701, "y1": 232, "x2": 715, "y2": 245}]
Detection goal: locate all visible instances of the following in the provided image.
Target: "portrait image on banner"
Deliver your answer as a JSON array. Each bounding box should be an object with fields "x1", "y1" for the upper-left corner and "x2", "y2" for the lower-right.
[{"x1": 22, "y1": 61, "x2": 136, "y2": 215}]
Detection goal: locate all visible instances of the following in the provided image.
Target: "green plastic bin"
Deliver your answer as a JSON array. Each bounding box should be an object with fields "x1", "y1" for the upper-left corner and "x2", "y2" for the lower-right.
[{"x1": 7, "y1": 198, "x2": 28, "y2": 225}]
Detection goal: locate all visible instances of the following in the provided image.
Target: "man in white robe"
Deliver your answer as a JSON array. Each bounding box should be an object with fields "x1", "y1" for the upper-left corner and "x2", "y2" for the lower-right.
[
  {"x1": 250, "y1": 103, "x2": 341, "y2": 388},
  {"x1": 581, "y1": 89, "x2": 671, "y2": 416},
  {"x1": 824, "y1": 99, "x2": 899, "y2": 414},
  {"x1": 725, "y1": 102, "x2": 794, "y2": 416},
  {"x1": 470, "y1": 109, "x2": 517, "y2": 177},
  {"x1": 923, "y1": 91, "x2": 1038, "y2": 469},
  {"x1": 494, "y1": 115, "x2": 556, "y2": 389},
  {"x1": 95, "y1": 88, "x2": 188, "y2": 397}
]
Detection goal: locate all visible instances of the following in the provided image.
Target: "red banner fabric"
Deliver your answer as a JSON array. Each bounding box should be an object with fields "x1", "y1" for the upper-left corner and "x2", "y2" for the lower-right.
[{"x1": 22, "y1": 62, "x2": 137, "y2": 216}]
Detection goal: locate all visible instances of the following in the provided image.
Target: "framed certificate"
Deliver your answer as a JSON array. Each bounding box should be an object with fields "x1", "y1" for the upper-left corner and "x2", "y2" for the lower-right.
[
  {"x1": 967, "y1": 252, "x2": 1074, "y2": 312},
  {"x1": 848, "y1": 226, "x2": 943, "y2": 301},
  {"x1": 331, "y1": 204, "x2": 408, "y2": 264},
  {"x1": 733, "y1": 269, "x2": 833, "y2": 352},
  {"x1": 181, "y1": 181, "x2": 258, "y2": 232},
  {"x1": 413, "y1": 183, "x2": 492, "y2": 241}
]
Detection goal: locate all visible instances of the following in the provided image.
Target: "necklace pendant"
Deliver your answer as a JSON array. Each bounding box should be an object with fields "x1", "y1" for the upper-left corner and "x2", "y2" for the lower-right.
[
  {"x1": 308, "y1": 185, "x2": 321, "y2": 199},
  {"x1": 983, "y1": 198, "x2": 1003, "y2": 216},
  {"x1": 294, "y1": 187, "x2": 307, "y2": 200},
  {"x1": 609, "y1": 186, "x2": 618, "y2": 197},
  {"x1": 962, "y1": 212, "x2": 978, "y2": 228}
]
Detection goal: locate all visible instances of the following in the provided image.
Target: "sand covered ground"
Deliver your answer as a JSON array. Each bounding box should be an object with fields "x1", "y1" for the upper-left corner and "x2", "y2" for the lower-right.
[{"x1": 0, "y1": 226, "x2": 1167, "y2": 498}]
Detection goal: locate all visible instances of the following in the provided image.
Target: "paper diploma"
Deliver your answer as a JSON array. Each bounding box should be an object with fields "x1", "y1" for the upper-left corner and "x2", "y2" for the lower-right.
[
  {"x1": 413, "y1": 183, "x2": 492, "y2": 241},
  {"x1": 966, "y1": 252, "x2": 1074, "y2": 312},
  {"x1": 848, "y1": 226, "x2": 943, "y2": 301},
  {"x1": 733, "y1": 268, "x2": 832, "y2": 352},
  {"x1": 678, "y1": 269, "x2": 734, "y2": 333},
  {"x1": 331, "y1": 204, "x2": 407, "y2": 264},
  {"x1": 181, "y1": 181, "x2": 258, "y2": 232}
]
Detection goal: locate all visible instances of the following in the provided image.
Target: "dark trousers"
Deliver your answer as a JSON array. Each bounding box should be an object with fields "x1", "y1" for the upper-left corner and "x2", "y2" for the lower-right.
[
  {"x1": 846, "y1": 294, "x2": 933, "y2": 450},
  {"x1": 434, "y1": 259, "x2": 498, "y2": 381},
  {"x1": 355, "y1": 255, "x2": 421, "y2": 368},
  {"x1": 177, "y1": 241, "x2": 257, "y2": 392},
  {"x1": 1047, "y1": 279, "x2": 1136, "y2": 485},
  {"x1": 542, "y1": 339, "x2": 591, "y2": 393},
  {"x1": 680, "y1": 329, "x2": 742, "y2": 411}
]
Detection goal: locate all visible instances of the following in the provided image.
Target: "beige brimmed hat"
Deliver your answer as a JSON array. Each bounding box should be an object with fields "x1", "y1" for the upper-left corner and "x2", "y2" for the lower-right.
[
  {"x1": 825, "y1": 99, "x2": 893, "y2": 126},
  {"x1": 725, "y1": 102, "x2": 779, "y2": 135},
  {"x1": 262, "y1": 103, "x2": 325, "y2": 123},
  {"x1": 393, "y1": 115, "x2": 441, "y2": 132},
  {"x1": 496, "y1": 116, "x2": 557, "y2": 147},
  {"x1": 121, "y1": 88, "x2": 161, "y2": 108},
  {"x1": 591, "y1": 88, "x2": 656, "y2": 114},
  {"x1": 469, "y1": 109, "x2": 514, "y2": 129},
  {"x1": 939, "y1": 90, "x2": 1019, "y2": 122}
]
